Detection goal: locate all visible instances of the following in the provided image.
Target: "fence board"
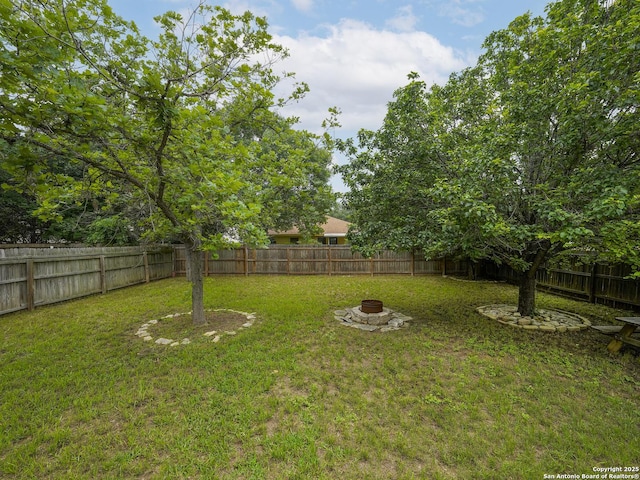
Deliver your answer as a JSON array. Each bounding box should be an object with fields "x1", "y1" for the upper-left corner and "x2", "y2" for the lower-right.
[
  {"x1": 207, "y1": 249, "x2": 245, "y2": 275},
  {"x1": 173, "y1": 246, "x2": 470, "y2": 278},
  {"x1": 485, "y1": 260, "x2": 640, "y2": 310},
  {"x1": 0, "y1": 246, "x2": 173, "y2": 316},
  {"x1": 7, "y1": 243, "x2": 638, "y2": 314},
  {"x1": 14, "y1": 243, "x2": 639, "y2": 313}
]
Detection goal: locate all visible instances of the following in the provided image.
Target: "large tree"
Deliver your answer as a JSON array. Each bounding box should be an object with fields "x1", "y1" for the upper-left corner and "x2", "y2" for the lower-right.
[
  {"x1": 340, "y1": 0, "x2": 640, "y2": 316},
  {"x1": 0, "y1": 164, "x2": 48, "y2": 243},
  {"x1": 0, "y1": 150, "x2": 144, "y2": 244},
  {"x1": 0, "y1": 0, "x2": 334, "y2": 323}
]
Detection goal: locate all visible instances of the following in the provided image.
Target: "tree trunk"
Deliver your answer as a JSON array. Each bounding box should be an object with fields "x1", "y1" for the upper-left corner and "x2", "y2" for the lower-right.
[
  {"x1": 184, "y1": 242, "x2": 206, "y2": 325},
  {"x1": 517, "y1": 241, "x2": 551, "y2": 317},
  {"x1": 517, "y1": 273, "x2": 537, "y2": 317}
]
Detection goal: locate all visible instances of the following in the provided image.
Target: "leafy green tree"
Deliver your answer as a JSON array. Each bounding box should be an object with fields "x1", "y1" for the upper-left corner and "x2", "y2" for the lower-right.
[
  {"x1": 0, "y1": 165, "x2": 47, "y2": 242},
  {"x1": 1, "y1": 151, "x2": 146, "y2": 244},
  {"x1": 340, "y1": 0, "x2": 640, "y2": 316},
  {"x1": 239, "y1": 122, "x2": 335, "y2": 239},
  {"x1": 0, "y1": 0, "x2": 333, "y2": 323},
  {"x1": 329, "y1": 198, "x2": 352, "y2": 222},
  {"x1": 0, "y1": 149, "x2": 93, "y2": 243}
]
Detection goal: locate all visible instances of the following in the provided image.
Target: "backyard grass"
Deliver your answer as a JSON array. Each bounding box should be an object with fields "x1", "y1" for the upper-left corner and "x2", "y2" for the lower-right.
[{"x1": 0, "y1": 275, "x2": 638, "y2": 479}]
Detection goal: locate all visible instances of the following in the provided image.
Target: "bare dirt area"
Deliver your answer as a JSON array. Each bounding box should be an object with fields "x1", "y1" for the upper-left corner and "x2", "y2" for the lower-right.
[{"x1": 135, "y1": 309, "x2": 256, "y2": 347}]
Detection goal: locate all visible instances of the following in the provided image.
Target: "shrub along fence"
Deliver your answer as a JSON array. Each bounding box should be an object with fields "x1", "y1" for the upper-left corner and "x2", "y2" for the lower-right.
[
  {"x1": 173, "y1": 245, "x2": 470, "y2": 277},
  {"x1": 0, "y1": 246, "x2": 174, "y2": 315}
]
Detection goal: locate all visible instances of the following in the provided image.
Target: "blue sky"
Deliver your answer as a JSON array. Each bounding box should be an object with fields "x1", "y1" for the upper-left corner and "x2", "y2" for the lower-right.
[{"x1": 107, "y1": 0, "x2": 551, "y2": 190}]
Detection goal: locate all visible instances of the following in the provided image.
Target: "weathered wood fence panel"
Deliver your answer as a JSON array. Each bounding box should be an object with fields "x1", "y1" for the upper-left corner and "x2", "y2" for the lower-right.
[
  {"x1": 0, "y1": 246, "x2": 173, "y2": 315},
  {"x1": 173, "y1": 245, "x2": 470, "y2": 277},
  {"x1": 5, "y1": 243, "x2": 640, "y2": 314},
  {"x1": 484, "y1": 260, "x2": 640, "y2": 310}
]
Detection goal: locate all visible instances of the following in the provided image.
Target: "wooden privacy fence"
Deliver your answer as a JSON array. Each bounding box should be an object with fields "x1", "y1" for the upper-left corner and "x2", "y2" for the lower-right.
[
  {"x1": 0, "y1": 246, "x2": 174, "y2": 315},
  {"x1": 484, "y1": 260, "x2": 640, "y2": 310},
  {"x1": 7, "y1": 243, "x2": 638, "y2": 315},
  {"x1": 173, "y1": 245, "x2": 469, "y2": 277}
]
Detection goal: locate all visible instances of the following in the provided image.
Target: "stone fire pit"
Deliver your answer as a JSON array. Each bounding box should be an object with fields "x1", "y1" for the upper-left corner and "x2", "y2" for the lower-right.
[{"x1": 334, "y1": 300, "x2": 411, "y2": 332}]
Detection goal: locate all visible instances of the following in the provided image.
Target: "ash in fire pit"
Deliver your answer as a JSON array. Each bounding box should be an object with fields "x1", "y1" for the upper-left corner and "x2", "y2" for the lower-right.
[{"x1": 334, "y1": 301, "x2": 411, "y2": 332}]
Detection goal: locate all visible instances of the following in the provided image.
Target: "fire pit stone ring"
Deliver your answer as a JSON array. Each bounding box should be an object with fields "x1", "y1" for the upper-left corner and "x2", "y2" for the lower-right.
[{"x1": 334, "y1": 300, "x2": 412, "y2": 332}]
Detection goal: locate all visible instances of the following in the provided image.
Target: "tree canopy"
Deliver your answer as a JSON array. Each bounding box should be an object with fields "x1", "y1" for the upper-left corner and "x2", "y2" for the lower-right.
[
  {"x1": 339, "y1": 0, "x2": 640, "y2": 315},
  {"x1": 0, "y1": 0, "x2": 334, "y2": 322}
]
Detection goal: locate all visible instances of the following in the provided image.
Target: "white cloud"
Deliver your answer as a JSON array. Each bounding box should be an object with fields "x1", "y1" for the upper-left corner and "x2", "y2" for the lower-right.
[
  {"x1": 270, "y1": 18, "x2": 472, "y2": 192},
  {"x1": 386, "y1": 5, "x2": 419, "y2": 32},
  {"x1": 273, "y1": 18, "x2": 469, "y2": 135},
  {"x1": 438, "y1": 1, "x2": 485, "y2": 27},
  {"x1": 290, "y1": 0, "x2": 314, "y2": 13}
]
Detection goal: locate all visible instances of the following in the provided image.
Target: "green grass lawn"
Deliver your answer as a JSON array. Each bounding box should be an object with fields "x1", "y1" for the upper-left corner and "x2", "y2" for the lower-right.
[{"x1": 1, "y1": 275, "x2": 639, "y2": 479}]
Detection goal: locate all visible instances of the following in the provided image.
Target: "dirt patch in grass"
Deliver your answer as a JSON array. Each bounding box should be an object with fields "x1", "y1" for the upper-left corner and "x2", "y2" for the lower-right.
[{"x1": 144, "y1": 310, "x2": 251, "y2": 343}]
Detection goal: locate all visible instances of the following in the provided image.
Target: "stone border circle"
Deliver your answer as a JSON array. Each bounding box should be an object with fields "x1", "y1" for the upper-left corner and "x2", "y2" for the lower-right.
[
  {"x1": 135, "y1": 309, "x2": 257, "y2": 346},
  {"x1": 477, "y1": 304, "x2": 591, "y2": 332},
  {"x1": 334, "y1": 307, "x2": 411, "y2": 332}
]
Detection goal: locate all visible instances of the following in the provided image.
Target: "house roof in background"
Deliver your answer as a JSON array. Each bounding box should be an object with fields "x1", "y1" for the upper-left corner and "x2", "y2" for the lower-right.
[{"x1": 269, "y1": 216, "x2": 351, "y2": 237}]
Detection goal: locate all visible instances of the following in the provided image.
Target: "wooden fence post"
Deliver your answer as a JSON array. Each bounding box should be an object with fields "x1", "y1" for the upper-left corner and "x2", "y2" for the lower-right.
[
  {"x1": 100, "y1": 255, "x2": 107, "y2": 294},
  {"x1": 589, "y1": 263, "x2": 597, "y2": 304},
  {"x1": 286, "y1": 248, "x2": 291, "y2": 275},
  {"x1": 328, "y1": 247, "x2": 332, "y2": 276},
  {"x1": 244, "y1": 246, "x2": 249, "y2": 276},
  {"x1": 411, "y1": 251, "x2": 415, "y2": 276},
  {"x1": 143, "y1": 251, "x2": 150, "y2": 283},
  {"x1": 26, "y1": 259, "x2": 34, "y2": 311},
  {"x1": 253, "y1": 248, "x2": 257, "y2": 275}
]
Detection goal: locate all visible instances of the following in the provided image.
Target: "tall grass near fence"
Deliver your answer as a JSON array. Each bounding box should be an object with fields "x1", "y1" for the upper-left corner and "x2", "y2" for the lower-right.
[{"x1": 0, "y1": 276, "x2": 638, "y2": 479}]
